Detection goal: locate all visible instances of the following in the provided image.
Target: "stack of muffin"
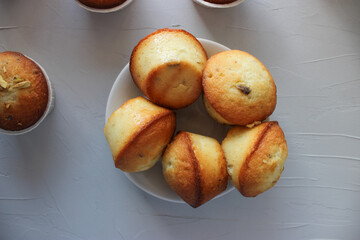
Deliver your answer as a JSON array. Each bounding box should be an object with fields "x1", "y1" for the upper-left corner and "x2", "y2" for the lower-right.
[{"x1": 104, "y1": 29, "x2": 288, "y2": 208}]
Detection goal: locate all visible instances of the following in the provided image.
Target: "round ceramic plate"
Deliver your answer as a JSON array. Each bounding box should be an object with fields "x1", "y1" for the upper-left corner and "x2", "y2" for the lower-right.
[{"x1": 105, "y1": 38, "x2": 234, "y2": 203}]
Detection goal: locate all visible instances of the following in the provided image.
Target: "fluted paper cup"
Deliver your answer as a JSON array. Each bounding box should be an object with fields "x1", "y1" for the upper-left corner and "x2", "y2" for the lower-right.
[{"x1": 0, "y1": 57, "x2": 55, "y2": 135}]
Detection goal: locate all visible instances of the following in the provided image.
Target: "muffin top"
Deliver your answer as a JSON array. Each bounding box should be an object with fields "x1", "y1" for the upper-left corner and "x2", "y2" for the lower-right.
[
  {"x1": 203, "y1": 50, "x2": 276, "y2": 125},
  {"x1": 104, "y1": 96, "x2": 176, "y2": 172},
  {"x1": 0, "y1": 51, "x2": 49, "y2": 131},
  {"x1": 204, "y1": 0, "x2": 238, "y2": 4},
  {"x1": 78, "y1": 0, "x2": 126, "y2": 9},
  {"x1": 130, "y1": 28, "x2": 207, "y2": 109},
  {"x1": 222, "y1": 121, "x2": 287, "y2": 197},
  {"x1": 162, "y1": 131, "x2": 228, "y2": 207}
]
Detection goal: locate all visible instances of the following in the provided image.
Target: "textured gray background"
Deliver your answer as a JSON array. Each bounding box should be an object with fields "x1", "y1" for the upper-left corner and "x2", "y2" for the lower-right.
[{"x1": 0, "y1": 0, "x2": 360, "y2": 239}]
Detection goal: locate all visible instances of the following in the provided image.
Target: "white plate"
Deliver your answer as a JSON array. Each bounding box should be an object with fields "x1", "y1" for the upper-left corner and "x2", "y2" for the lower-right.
[
  {"x1": 193, "y1": 0, "x2": 245, "y2": 9},
  {"x1": 105, "y1": 38, "x2": 234, "y2": 203}
]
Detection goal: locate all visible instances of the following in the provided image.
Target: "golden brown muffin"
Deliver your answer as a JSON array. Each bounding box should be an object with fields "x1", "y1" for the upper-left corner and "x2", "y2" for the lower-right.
[
  {"x1": 78, "y1": 0, "x2": 126, "y2": 9},
  {"x1": 203, "y1": 50, "x2": 276, "y2": 126},
  {"x1": 162, "y1": 131, "x2": 228, "y2": 208},
  {"x1": 204, "y1": 0, "x2": 237, "y2": 3},
  {"x1": 222, "y1": 121, "x2": 287, "y2": 197},
  {"x1": 0, "y1": 51, "x2": 49, "y2": 131},
  {"x1": 104, "y1": 96, "x2": 176, "y2": 172},
  {"x1": 130, "y1": 29, "x2": 208, "y2": 109}
]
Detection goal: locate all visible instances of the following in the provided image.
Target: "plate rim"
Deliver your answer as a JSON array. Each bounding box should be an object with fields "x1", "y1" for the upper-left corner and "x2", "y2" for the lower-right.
[{"x1": 105, "y1": 38, "x2": 235, "y2": 204}]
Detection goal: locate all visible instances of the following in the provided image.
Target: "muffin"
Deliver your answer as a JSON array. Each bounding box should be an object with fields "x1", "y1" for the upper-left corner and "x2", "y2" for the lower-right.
[
  {"x1": 0, "y1": 51, "x2": 49, "y2": 131},
  {"x1": 203, "y1": 50, "x2": 276, "y2": 126},
  {"x1": 162, "y1": 131, "x2": 228, "y2": 208},
  {"x1": 222, "y1": 121, "x2": 287, "y2": 197},
  {"x1": 130, "y1": 29, "x2": 208, "y2": 109},
  {"x1": 104, "y1": 96, "x2": 176, "y2": 172},
  {"x1": 204, "y1": 0, "x2": 237, "y2": 3},
  {"x1": 78, "y1": 0, "x2": 126, "y2": 9}
]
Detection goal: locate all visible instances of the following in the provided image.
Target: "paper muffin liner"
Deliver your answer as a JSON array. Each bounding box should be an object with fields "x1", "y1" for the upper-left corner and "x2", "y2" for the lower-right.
[
  {"x1": 193, "y1": 0, "x2": 245, "y2": 8},
  {"x1": 74, "y1": 0, "x2": 134, "y2": 13},
  {"x1": 0, "y1": 57, "x2": 55, "y2": 136}
]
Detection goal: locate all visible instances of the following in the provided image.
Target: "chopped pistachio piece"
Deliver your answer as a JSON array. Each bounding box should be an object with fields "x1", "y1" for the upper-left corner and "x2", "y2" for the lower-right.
[
  {"x1": 12, "y1": 80, "x2": 31, "y2": 89},
  {"x1": 13, "y1": 77, "x2": 23, "y2": 83},
  {"x1": 0, "y1": 75, "x2": 8, "y2": 89}
]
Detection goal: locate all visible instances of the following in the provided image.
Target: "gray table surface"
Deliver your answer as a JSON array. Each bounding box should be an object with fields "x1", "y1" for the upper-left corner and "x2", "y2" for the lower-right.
[{"x1": 1, "y1": 0, "x2": 360, "y2": 239}]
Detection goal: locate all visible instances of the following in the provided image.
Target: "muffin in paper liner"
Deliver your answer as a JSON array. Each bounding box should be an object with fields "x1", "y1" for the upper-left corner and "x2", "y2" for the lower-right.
[{"x1": 0, "y1": 56, "x2": 55, "y2": 135}]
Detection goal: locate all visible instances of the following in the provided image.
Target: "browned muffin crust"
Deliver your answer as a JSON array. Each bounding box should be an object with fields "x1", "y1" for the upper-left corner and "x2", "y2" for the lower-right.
[
  {"x1": 144, "y1": 61, "x2": 203, "y2": 109},
  {"x1": 0, "y1": 51, "x2": 49, "y2": 131},
  {"x1": 115, "y1": 110, "x2": 176, "y2": 171},
  {"x1": 162, "y1": 131, "x2": 228, "y2": 207},
  {"x1": 223, "y1": 121, "x2": 287, "y2": 197},
  {"x1": 78, "y1": 0, "x2": 126, "y2": 9},
  {"x1": 167, "y1": 132, "x2": 203, "y2": 207},
  {"x1": 239, "y1": 122, "x2": 277, "y2": 195},
  {"x1": 104, "y1": 96, "x2": 176, "y2": 172},
  {"x1": 204, "y1": 0, "x2": 237, "y2": 4}
]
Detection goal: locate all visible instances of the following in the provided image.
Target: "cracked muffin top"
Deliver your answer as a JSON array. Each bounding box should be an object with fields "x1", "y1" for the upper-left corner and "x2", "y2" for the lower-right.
[{"x1": 0, "y1": 51, "x2": 49, "y2": 131}]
